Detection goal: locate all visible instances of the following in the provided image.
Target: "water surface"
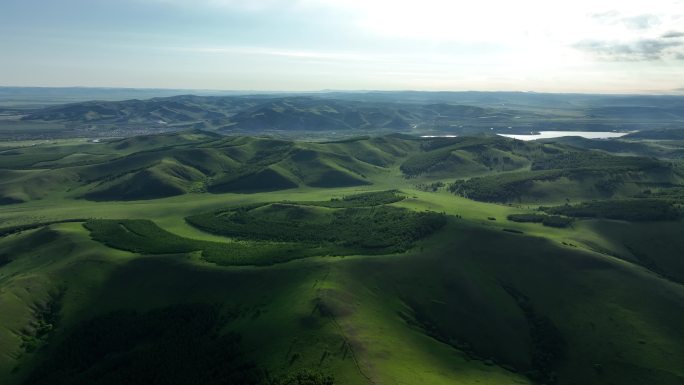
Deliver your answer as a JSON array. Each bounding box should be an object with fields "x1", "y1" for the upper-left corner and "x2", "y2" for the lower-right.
[{"x1": 498, "y1": 131, "x2": 628, "y2": 141}]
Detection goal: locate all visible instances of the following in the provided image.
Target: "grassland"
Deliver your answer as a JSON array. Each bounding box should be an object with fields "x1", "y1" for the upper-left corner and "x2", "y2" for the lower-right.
[
  {"x1": 83, "y1": 195, "x2": 445, "y2": 266},
  {"x1": 1, "y1": 131, "x2": 684, "y2": 385}
]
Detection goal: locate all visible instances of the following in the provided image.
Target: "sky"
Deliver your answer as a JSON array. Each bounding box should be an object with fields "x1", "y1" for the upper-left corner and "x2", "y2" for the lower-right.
[{"x1": 1, "y1": 0, "x2": 683, "y2": 93}]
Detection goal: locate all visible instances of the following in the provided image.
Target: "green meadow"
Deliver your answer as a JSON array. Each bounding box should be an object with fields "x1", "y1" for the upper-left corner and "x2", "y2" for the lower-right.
[{"x1": 1, "y1": 132, "x2": 683, "y2": 385}]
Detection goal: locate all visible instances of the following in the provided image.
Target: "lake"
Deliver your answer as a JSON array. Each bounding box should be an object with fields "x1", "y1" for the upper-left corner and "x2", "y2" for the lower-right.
[{"x1": 498, "y1": 131, "x2": 628, "y2": 141}]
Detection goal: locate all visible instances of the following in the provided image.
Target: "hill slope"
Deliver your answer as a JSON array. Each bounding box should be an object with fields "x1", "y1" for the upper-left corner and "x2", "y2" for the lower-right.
[
  {"x1": 1, "y1": 132, "x2": 684, "y2": 385},
  {"x1": 2, "y1": 132, "x2": 682, "y2": 204}
]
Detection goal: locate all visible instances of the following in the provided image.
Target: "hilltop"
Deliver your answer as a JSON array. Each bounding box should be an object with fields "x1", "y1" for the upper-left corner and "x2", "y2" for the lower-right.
[
  {"x1": 0, "y1": 130, "x2": 683, "y2": 385},
  {"x1": 1, "y1": 132, "x2": 681, "y2": 205}
]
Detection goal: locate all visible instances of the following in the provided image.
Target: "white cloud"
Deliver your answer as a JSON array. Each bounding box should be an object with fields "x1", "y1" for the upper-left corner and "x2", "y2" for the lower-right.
[
  {"x1": 297, "y1": 1, "x2": 682, "y2": 41},
  {"x1": 170, "y1": 45, "x2": 376, "y2": 61},
  {"x1": 149, "y1": 0, "x2": 684, "y2": 48},
  {"x1": 132, "y1": 0, "x2": 684, "y2": 91},
  {"x1": 574, "y1": 39, "x2": 684, "y2": 61}
]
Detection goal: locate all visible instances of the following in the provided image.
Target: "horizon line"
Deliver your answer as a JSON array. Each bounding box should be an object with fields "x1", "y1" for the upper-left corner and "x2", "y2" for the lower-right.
[{"x1": 2, "y1": 85, "x2": 684, "y2": 97}]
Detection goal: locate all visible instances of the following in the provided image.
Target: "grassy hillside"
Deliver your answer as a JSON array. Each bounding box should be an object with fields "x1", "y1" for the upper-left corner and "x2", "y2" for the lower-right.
[
  {"x1": 4, "y1": 132, "x2": 680, "y2": 205},
  {"x1": 1, "y1": 131, "x2": 684, "y2": 385},
  {"x1": 540, "y1": 136, "x2": 684, "y2": 159},
  {"x1": 625, "y1": 128, "x2": 684, "y2": 140},
  {"x1": 447, "y1": 145, "x2": 682, "y2": 204}
]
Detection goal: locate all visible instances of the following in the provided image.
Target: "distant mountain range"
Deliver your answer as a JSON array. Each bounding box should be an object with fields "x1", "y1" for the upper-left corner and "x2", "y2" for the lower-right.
[
  {"x1": 17, "y1": 95, "x2": 543, "y2": 134},
  {"x1": 3, "y1": 90, "x2": 684, "y2": 139}
]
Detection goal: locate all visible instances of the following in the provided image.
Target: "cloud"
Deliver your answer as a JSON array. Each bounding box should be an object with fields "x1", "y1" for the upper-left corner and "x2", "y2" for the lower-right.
[
  {"x1": 591, "y1": 11, "x2": 662, "y2": 30},
  {"x1": 590, "y1": 10, "x2": 621, "y2": 21},
  {"x1": 662, "y1": 31, "x2": 684, "y2": 38},
  {"x1": 621, "y1": 14, "x2": 661, "y2": 29},
  {"x1": 167, "y1": 45, "x2": 379, "y2": 62},
  {"x1": 574, "y1": 38, "x2": 684, "y2": 61}
]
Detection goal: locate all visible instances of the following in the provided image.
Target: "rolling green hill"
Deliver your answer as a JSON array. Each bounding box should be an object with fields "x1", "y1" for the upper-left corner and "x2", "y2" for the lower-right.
[
  {"x1": 1, "y1": 131, "x2": 684, "y2": 385},
  {"x1": 625, "y1": 128, "x2": 684, "y2": 140},
  {"x1": 2, "y1": 132, "x2": 682, "y2": 204},
  {"x1": 540, "y1": 136, "x2": 684, "y2": 159},
  {"x1": 447, "y1": 146, "x2": 682, "y2": 204}
]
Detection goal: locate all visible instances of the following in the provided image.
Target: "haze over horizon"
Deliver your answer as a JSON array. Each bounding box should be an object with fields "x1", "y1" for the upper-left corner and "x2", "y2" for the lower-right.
[{"x1": 2, "y1": 0, "x2": 684, "y2": 94}]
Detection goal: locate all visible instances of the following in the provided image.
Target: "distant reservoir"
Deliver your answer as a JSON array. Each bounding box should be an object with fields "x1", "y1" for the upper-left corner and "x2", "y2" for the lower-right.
[{"x1": 498, "y1": 131, "x2": 629, "y2": 141}]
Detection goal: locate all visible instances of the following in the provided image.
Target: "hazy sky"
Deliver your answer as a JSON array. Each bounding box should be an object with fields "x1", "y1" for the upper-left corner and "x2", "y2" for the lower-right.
[{"x1": 1, "y1": 0, "x2": 683, "y2": 93}]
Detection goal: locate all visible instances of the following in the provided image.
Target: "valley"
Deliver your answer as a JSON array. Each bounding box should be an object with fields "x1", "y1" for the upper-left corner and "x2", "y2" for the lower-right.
[
  {"x1": 4, "y1": 0, "x2": 684, "y2": 381},
  {"x1": 1, "y1": 128, "x2": 683, "y2": 385}
]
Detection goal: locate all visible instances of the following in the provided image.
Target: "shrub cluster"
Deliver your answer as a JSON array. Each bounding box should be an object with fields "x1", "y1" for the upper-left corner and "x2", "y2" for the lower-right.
[
  {"x1": 531, "y1": 151, "x2": 663, "y2": 172},
  {"x1": 84, "y1": 219, "x2": 313, "y2": 266},
  {"x1": 187, "y1": 204, "x2": 446, "y2": 255},
  {"x1": 84, "y1": 201, "x2": 446, "y2": 266},
  {"x1": 295, "y1": 190, "x2": 405, "y2": 208},
  {"x1": 507, "y1": 214, "x2": 572, "y2": 228},
  {"x1": 449, "y1": 170, "x2": 565, "y2": 202},
  {"x1": 543, "y1": 199, "x2": 680, "y2": 221}
]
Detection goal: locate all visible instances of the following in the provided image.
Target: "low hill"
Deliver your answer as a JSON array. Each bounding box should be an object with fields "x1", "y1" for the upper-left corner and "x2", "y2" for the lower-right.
[
  {"x1": 540, "y1": 136, "x2": 673, "y2": 158},
  {"x1": 2, "y1": 130, "x2": 684, "y2": 385},
  {"x1": 625, "y1": 128, "x2": 684, "y2": 140},
  {"x1": 586, "y1": 105, "x2": 684, "y2": 120},
  {"x1": 400, "y1": 136, "x2": 544, "y2": 178},
  {"x1": 7, "y1": 91, "x2": 684, "y2": 140},
  {"x1": 1, "y1": 131, "x2": 682, "y2": 204},
  {"x1": 222, "y1": 98, "x2": 414, "y2": 131},
  {"x1": 16, "y1": 95, "x2": 550, "y2": 135},
  {"x1": 448, "y1": 158, "x2": 681, "y2": 203}
]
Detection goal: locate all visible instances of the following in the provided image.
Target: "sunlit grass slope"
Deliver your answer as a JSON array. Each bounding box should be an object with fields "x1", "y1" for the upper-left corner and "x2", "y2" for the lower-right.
[{"x1": 1, "y1": 132, "x2": 684, "y2": 385}]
